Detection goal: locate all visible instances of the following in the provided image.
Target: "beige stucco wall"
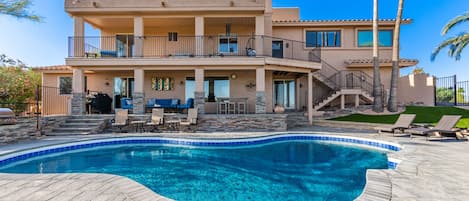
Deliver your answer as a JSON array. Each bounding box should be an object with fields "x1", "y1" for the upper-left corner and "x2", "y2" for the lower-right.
[
  {"x1": 42, "y1": 73, "x2": 73, "y2": 115},
  {"x1": 398, "y1": 74, "x2": 435, "y2": 106},
  {"x1": 272, "y1": 8, "x2": 299, "y2": 21}
]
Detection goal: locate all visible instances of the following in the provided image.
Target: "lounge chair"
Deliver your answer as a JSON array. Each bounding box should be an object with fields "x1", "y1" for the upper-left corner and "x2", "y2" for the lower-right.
[
  {"x1": 405, "y1": 115, "x2": 464, "y2": 140},
  {"x1": 374, "y1": 114, "x2": 416, "y2": 135},
  {"x1": 112, "y1": 109, "x2": 129, "y2": 132},
  {"x1": 146, "y1": 108, "x2": 164, "y2": 132},
  {"x1": 180, "y1": 108, "x2": 198, "y2": 132}
]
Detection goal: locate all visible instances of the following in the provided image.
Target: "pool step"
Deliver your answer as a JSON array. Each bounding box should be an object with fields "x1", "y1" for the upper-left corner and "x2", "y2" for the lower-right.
[{"x1": 46, "y1": 116, "x2": 107, "y2": 136}]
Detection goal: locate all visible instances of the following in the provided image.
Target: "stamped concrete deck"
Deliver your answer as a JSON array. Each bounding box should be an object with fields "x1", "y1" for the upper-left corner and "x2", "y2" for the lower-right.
[{"x1": 0, "y1": 127, "x2": 468, "y2": 201}]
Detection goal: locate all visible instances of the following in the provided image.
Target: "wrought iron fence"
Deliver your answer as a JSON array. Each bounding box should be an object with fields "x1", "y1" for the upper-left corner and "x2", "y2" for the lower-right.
[{"x1": 435, "y1": 75, "x2": 469, "y2": 106}]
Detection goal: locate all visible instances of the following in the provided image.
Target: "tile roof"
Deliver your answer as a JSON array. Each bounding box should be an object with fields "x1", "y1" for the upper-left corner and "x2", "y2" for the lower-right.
[
  {"x1": 273, "y1": 18, "x2": 412, "y2": 24},
  {"x1": 32, "y1": 65, "x2": 71, "y2": 71},
  {"x1": 345, "y1": 58, "x2": 419, "y2": 67}
]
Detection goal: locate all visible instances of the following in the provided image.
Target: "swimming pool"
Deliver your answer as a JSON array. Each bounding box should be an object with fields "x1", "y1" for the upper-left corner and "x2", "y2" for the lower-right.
[{"x1": 0, "y1": 134, "x2": 400, "y2": 201}]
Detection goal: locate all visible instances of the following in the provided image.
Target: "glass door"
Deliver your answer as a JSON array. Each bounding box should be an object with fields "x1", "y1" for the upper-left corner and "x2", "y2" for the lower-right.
[
  {"x1": 273, "y1": 80, "x2": 295, "y2": 110},
  {"x1": 114, "y1": 77, "x2": 135, "y2": 109},
  {"x1": 272, "y1": 41, "x2": 284, "y2": 58},
  {"x1": 116, "y1": 35, "x2": 134, "y2": 57}
]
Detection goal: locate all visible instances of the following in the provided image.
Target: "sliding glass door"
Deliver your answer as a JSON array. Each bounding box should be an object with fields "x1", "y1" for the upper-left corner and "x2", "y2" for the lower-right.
[
  {"x1": 273, "y1": 80, "x2": 296, "y2": 110},
  {"x1": 114, "y1": 77, "x2": 134, "y2": 108}
]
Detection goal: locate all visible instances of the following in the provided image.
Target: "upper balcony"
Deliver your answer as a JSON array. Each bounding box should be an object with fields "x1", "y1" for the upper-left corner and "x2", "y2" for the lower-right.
[
  {"x1": 67, "y1": 35, "x2": 322, "y2": 69},
  {"x1": 65, "y1": 0, "x2": 267, "y2": 13}
]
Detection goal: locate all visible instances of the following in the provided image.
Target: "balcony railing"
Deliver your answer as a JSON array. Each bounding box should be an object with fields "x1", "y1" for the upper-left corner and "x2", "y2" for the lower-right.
[{"x1": 68, "y1": 35, "x2": 321, "y2": 63}]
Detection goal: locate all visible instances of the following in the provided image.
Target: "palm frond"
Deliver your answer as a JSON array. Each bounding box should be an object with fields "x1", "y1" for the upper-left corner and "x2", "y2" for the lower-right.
[
  {"x1": 452, "y1": 33, "x2": 469, "y2": 60},
  {"x1": 431, "y1": 35, "x2": 461, "y2": 61},
  {"x1": 441, "y1": 12, "x2": 469, "y2": 35}
]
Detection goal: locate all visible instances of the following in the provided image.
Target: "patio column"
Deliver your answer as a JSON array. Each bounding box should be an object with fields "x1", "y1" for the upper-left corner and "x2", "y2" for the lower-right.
[
  {"x1": 256, "y1": 67, "x2": 266, "y2": 114},
  {"x1": 195, "y1": 16, "x2": 204, "y2": 56},
  {"x1": 255, "y1": 15, "x2": 265, "y2": 56},
  {"x1": 133, "y1": 68, "x2": 145, "y2": 114},
  {"x1": 195, "y1": 67, "x2": 205, "y2": 114},
  {"x1": 308, "y1": 72, "x2": 313, "y2": 125},
  {"x1": 71, "y1": 68, "x2": 85, "y2": 115},
  {"x1": 355, "y1": 94, "x2": 360, "y2": 107},
  {"x1": 133, "y1": 16, "x2": 144, "y2": 57},
  {"x1": 341, "y1": 94, "x2": 345, "y2": 110},
  {"x1": 73, "y1": 16, "x2": 85, "y2": 57}
]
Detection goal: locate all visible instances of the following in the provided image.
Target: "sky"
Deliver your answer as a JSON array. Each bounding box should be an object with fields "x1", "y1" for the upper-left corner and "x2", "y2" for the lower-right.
[{"x1": 0, "y1": 0, "x2": 468, "y2": 80}]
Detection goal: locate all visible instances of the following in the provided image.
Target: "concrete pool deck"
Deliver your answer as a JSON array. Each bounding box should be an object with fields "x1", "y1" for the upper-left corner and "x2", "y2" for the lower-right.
[{"x1": 0, "y1": 127, "x2": 468, "y2": 201}]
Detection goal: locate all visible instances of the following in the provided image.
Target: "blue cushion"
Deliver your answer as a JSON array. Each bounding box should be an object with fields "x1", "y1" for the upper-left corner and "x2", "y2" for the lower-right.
[
  {"x1": 147, "y1": 99, "x2": 156, "y2": 106},
  {"x1": 171, "y1": 99, "x2": 179, "y2": 105}
]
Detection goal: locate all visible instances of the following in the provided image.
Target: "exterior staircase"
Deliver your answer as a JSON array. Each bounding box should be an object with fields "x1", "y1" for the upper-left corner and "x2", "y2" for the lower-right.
[
  {"x1": 46, "y1": 116, "x2": 107, "y2": 136},
  {"x1": 313, "y1": 89, "x2": 374, "y2": 111}
]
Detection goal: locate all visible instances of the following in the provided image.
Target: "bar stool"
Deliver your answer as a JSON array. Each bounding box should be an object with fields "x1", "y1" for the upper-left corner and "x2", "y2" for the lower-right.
[
  {"x1": 237, "y1": 102, "x2": 246, "y2": 114},
  {"x1": 218, "y1": 101, "x2": 228, "y2": 114},
  {"x1": 227, "y1": 102, "x2": 236, "y2": 114}
]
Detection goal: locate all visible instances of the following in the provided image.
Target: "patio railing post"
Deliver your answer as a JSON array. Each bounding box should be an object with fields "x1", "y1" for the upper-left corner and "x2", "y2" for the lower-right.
[{"x1": 454, "y1": 75, "x2": 457, "y2": 106}]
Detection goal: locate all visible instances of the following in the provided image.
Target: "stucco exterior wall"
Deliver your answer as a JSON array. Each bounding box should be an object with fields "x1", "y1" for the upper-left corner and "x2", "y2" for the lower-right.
[{"x1": 398, "y1": 74, "x2": 435, "y2": 106}]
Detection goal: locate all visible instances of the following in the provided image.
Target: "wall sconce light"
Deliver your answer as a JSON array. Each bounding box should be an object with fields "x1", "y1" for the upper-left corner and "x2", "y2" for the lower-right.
[
  {"x1": 180, "y1": 80, "x2": 185, "y2": 85},
  {"x1": 105, "y1": 82, "x2": 110, "y2": 86},
  {"x1": 246, "y1": 82, "x2": 256, "y2": 89},
  {"x1": 285, "y1": 43, "x2": 289, "y2": 48},
  {"x1": 92, "y1": 2, "x2": 98, "y2": 8},
  {"x1": 230, "y1": 1, "x2": 235, "y2": 7},
  {"x1": 230, "y1": 73, "x2": 237, "y2": 79},
  {"x1": 161, "y1": 1, "x2": 166, "y2": 7},
  {"x1": 299, "y1": 83, "x2": 303, "y2": 88}
]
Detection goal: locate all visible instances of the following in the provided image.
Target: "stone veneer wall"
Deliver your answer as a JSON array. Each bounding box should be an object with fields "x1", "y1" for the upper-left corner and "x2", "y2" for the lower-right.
[
  {"x1": 71, "y1": 92, "x2": 85, "y2": 115},
  {"x1": 255, "y1": 91, "x2": 266, "y2": 114},
  {"x1": 197, "y1": 114, "x2": 287, "y2": 132},
  {"x1": 132, "y1": 92, "x2": 145, "y2": 114},
  {"x1": 0, "y1": 117, "x2": 39, "y2": 144}
]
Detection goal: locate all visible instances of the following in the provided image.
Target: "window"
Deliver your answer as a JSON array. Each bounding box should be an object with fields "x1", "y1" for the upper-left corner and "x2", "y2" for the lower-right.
[
  {"x1": 185, "y1": 77, "x2": 230, "y2": 102},
  {"x1": 305, "y1": 31, "x2": 341, "y2": 47},
  {"x1": 168, "y1": 32, "x2": 178, "y2": 42},
  {"x1": 357, "y1": 30, "x2": 393, "y2": 47},
  {"x1": 59, "y1": 77, "x2": 72, "y2": 95},
  {"x1": 219, "y1": 35, "x2": 238, "y2": 53}
]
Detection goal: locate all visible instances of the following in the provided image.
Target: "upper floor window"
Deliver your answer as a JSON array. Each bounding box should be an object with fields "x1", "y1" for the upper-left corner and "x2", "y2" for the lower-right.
[
  {"x1": 357, "y1": 30, "x2": 393, "y2": 47},
  {"x1": 219, "y1": 35, "x2": 238, "y2": 53},
  {"x1": 305, "y1": 31, "x2": 341, "y2": 48},
  {"x1": 168, "y1": 32, "x2": 178, "y2": 42}
]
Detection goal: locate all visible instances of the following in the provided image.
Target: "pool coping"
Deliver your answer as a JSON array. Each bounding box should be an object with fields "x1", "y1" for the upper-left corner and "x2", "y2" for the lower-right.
[{"x1": 0, "y1": 132, "x2": 403, "y2": 201}]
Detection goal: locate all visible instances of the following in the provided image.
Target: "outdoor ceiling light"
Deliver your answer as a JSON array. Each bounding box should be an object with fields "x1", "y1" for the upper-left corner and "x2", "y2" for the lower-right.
[
  {"x1": 230, "y1": 73, "x2": 237, "y2": 79},
  {"x1": 72, "y1": 0, "x2": 80, "y2": 5}
]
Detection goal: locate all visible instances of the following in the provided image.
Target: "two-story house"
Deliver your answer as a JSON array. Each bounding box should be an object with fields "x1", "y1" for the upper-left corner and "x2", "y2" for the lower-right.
[{"x1": 35, "y1": 0, "x2": 418, "y2": 124}]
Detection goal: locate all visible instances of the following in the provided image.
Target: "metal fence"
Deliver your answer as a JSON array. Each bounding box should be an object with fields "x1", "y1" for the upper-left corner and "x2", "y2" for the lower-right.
[
  {"x1": 435, "y1": 75, "x2": 469, "y2": 106},
  {"x1": 0, "y1": 85, "x2": 71, "y2": 117}
]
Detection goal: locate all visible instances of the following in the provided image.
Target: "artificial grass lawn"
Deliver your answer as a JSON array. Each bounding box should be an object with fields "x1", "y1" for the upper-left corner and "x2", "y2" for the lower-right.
[{"x1": 330, "y1": 106, "x2": 469, "y2": 128}]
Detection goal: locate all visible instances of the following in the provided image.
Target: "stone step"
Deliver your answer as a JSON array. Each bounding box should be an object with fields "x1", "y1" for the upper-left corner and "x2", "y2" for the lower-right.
[
  {"x1": 52, "y1": 127, "x2": 96, "y2": 133},
  {"x1": 46, "y1": 132, "x2": 91, "y2": 136},
  {"x1": 69, "y1": 116, "x2": 107, "y2": 120},
  {"x1": 60, "y1": 123, "x2": 101, "y2": 127},
  {"x1": 66, "y1": 119, "x2": 104, "y2": 123}
]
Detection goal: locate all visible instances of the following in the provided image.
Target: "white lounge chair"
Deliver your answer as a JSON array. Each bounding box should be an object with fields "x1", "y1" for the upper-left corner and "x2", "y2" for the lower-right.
[
  {"x1": 180, "y1": 108, "x2": 198, "y2": 132},
  {"x1": 146, "y1": 108, "x2": 164, "y2": 132}
]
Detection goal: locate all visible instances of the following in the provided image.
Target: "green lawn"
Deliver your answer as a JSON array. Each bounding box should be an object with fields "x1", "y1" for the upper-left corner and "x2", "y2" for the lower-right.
[{"x1": 330, "y1": 106, "x2": 469, "y2": 128}]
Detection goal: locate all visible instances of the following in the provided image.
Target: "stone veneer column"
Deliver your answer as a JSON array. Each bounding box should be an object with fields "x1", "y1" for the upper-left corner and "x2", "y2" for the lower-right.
[
  {"x1": 195, "y1": 68, "x2": 205, "y2": 114},
  {"x1": 71, "y1": 68, "x2": 85, "y2": 115},
  {"x1": 256, "y1": 67, "x2": 266, "y2": 114},
  {"x1": 133, "y1": 68, "x2": 145, "y2": 114}
]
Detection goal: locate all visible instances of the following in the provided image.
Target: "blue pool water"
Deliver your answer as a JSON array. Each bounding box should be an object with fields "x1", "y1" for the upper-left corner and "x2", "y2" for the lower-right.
[{"x1": 0, "y1": 141, "x2": 388, "y2": 201}]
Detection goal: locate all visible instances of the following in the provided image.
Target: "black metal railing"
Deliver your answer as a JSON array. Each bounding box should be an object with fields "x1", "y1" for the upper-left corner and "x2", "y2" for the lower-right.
[
  {"x1": 435, "y1": 75, "x2": 469, "y2": 106},
  {"x1": 68, "y1": 35, "x2": 321, "y2": 63}
]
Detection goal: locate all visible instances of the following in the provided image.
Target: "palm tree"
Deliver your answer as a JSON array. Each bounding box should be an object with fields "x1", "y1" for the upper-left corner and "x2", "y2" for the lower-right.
[
  {"x1": 387, "y1": 0, "x2": 405, "y2": 112},
  {"x1": 372, "y1": 0, "x2": 384, "y2": 112},
  {"x1": 431, "y1": 12, "x2": 469, "y2": 61},
  {"x1": 0, "y1": 0, "x2": 41, "y2": 22}
]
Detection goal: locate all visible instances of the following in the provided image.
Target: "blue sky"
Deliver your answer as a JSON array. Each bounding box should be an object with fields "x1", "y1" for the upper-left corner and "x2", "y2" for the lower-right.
[{"x1": 0, "y1": 0, "x2": 468, "y2": 80}]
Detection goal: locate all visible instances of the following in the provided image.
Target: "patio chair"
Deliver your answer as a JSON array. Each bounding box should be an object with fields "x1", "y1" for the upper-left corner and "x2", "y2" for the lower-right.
[
  {"x1": 405, "y1": 115, "x2": 464, "y2": 140},
  {"x1": 374, "y1": 114, "x2": 416, "y2": 135},
  {"x1": 146, "y1": 108, "x2": 164, "y2": 132},
  {"x1": 180, "y1": 108, "x2": 198, "y2": 132},
  {"x1": 111, "y1": 109, "x2": 129, "y2": 132}
]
